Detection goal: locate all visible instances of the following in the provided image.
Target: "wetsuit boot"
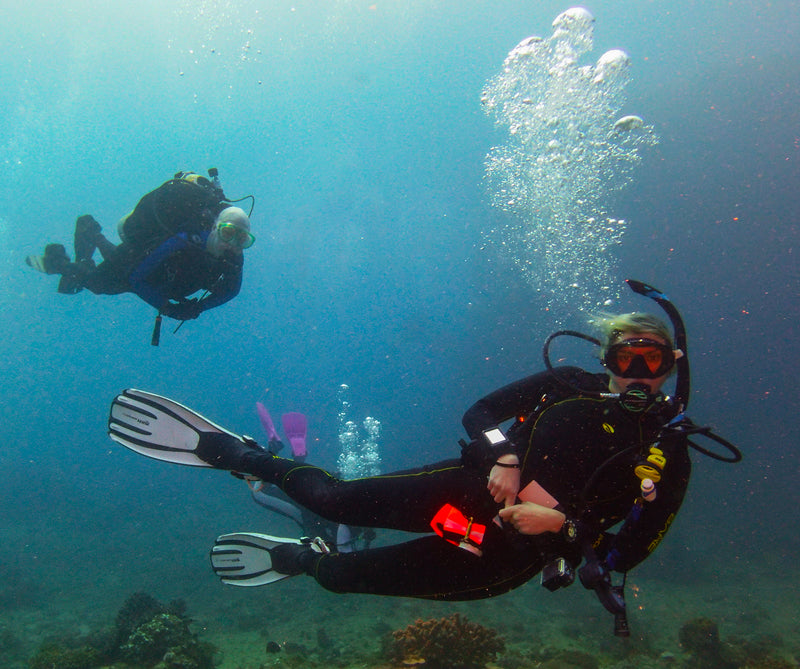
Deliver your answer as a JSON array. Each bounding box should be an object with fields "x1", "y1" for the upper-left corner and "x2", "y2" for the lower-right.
[
  {"x1": 270, "y1": 537, "x2": 332, "y2": 576},
  {"x1": 25, "y1": 243, "x2": 70, "y2": 275},
  {"x1": 74, "y1": 215, "x2": 102, "y2": 262},
  {"x1": 25, "y1": 242, "x2": 88, "y2": 294}
]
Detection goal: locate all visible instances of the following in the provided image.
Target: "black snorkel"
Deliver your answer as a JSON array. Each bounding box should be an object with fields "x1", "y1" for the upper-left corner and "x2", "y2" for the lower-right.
[
  {"x1": 624, "y1": 281, "x2": 742, "y2": 462},
  {"x1": 625, "y1": 279, "x2": 690, "y2": 411}
]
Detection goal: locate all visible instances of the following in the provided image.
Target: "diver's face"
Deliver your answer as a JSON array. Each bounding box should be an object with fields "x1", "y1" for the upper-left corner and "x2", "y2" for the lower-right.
[
  {"x1": 206, "y1": 226, "x2": 244, "y2": 258},
  {"x1": 606, "y1": 331, "x2": 682, "y2": 394}
]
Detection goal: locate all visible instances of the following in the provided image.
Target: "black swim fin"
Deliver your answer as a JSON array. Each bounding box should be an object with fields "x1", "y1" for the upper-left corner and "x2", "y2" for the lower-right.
[{"x1": 25, "y1": 243, "x2": 70, "y2": 275}]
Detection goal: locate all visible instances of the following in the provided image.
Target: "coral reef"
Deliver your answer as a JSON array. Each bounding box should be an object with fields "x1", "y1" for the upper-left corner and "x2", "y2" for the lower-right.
[
  {"x1": 385, "y1": 613, "x2": 505, "y2": 668},
  {"x1": 677, "y1": 617, "x2": 736, "y2": 668},
  {"x1": 115, "y1": 591, "x2": 188, "y2": 644},
  {"x1": 677, "y1": 617, "x2": 797, "y2": 669},
  {"x1": 28, "y1": 641, "x2": 100, "y2": 669},
  {"x1": 26, "y1": 591, "x2": 215, "y2": 669},
  {"x1": 679, "y1": 618, "x2": 721, "y2": 655},
  {"x1": 121, "y1": 612, "x2": 214, "y2": 669}
]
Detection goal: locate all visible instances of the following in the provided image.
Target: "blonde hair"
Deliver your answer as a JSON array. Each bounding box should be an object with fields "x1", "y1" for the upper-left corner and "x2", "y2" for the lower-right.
[{"x1": 592, "y1": 312, "x2": 674, "y2": 359}]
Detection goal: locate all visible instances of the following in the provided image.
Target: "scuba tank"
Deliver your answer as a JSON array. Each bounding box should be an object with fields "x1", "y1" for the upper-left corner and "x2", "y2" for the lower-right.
[{"x1": 118, "y1": 168, "x2": 224, "y2": 249}]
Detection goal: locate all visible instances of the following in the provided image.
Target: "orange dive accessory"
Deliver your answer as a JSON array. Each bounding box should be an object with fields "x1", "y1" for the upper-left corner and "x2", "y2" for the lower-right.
[{"x1": 431, "y1": 504, "x2": 486, "y2": 557}]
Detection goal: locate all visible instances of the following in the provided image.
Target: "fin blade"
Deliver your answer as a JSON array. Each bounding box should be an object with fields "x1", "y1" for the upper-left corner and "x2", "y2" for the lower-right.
[
  {"x1": 108, "y1": 389, "x2": 241, "y2": 467},
  {"x1": 281, "y1": 412, "x2": 308, "y2": 458},
  {"x1": 210, "y1": 533, "x2": 303, "y2": 587},
  {"x1": 26, "y1": 254, "x2": 47, "y2": 273}
]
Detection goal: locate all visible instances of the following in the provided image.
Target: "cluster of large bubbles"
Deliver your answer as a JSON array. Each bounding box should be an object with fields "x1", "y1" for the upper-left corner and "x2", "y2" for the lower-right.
[
  {"x1": 336, "y1": 384, "x2": 382, "y2": 480},
  {"x1": 482, "y1": 7, "x2": 658, "y2": 314}
]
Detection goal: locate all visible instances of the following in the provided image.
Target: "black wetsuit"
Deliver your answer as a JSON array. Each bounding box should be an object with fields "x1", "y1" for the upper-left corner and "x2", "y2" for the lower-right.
[
  {"x1": 83, "y1": 229, "x2": 243, "y2": 320},
  {"x1": 65, "y1": 177, "x2": 242, "y2": 319},
  {"x1": 232, "y1": 368, "x2": 691, "y2": 601}
]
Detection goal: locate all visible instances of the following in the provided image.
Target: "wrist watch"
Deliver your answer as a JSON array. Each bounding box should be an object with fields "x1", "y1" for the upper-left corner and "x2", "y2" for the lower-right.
[{"x1": 561, "y1": 518, "x2": 579, "y2": 543}]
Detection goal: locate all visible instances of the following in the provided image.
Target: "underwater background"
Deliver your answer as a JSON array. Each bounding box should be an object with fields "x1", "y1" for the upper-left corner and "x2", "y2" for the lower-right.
[{"x1": 1, "y1": 1, "x2": 798, "y2": 667}]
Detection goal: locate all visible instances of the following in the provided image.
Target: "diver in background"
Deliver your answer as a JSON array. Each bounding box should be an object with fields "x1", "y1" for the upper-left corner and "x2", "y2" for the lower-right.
[
  {"x1": 26, "y1": 170, "x2": 254, "y2": 323},
  {"x1": 240, "y1": 404, "x2": 374, "y2": 553}
]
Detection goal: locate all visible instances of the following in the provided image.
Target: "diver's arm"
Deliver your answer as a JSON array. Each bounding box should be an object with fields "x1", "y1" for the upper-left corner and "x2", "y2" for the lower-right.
[
  {"x1": 461, "y1": 369, "x2": 566, "y2": 485},
  {"x1": 197, "y1": 260, "x2": 242, "y2": 312},
  {"x1": 462, "y1": 372, "x2": 547, "y2": 439},
  {"x1": 498, "y1": 502, "x2": 565, "y2": 534},
  {"x1": 463, "y1": 372, "x2": 555, "y2": 503},
  {"x1": 128, "y1": 233, "x2": 189, "y2": 311},
  {"x1": 487, "y1": 454, "x2": 522, "y2": 507},
  {"x1": 461, "y1": 367, "x2": 588, "y2": 439},
  {"x1": 602, "y1": 445, "x2": 692, "y2": 572}
]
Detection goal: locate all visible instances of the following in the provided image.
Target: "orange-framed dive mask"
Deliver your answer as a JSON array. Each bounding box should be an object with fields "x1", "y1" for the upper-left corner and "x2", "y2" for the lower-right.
[{"x1": 603, "y1": 338, "x2": 675, "y2": 379}]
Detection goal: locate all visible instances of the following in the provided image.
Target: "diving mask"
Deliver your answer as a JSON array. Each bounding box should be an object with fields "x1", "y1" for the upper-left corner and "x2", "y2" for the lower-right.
[
  {"x1": 216, "y1": 222, "x2": 255, "y2": 249},
  {"x1": 603, "y1": 338, "x2": 675, "y2": 379}
]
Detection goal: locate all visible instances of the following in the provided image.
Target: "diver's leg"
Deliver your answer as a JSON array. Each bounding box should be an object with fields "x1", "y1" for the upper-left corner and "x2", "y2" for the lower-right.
[
  {"x1": 25, "y1": 242, "x2": 89, "y2": 295},
  {"x1": 74, "y1": 214, "x2": 118, "y2": 262},
  {"x1": 236, "y1": 450, "x2": 496, "y2": 533},
  {"x1": 77, "y1": 245, "x2": 138, "y2": 295},
  {"x1": 303, "y1": 526, "x2": 544, "y2": 600},
  {"x1": 96, "y1": 235, "x2": 117, "y2": 260},
  {"x1": 26, "y1": 244, "x2": 70, "y2": 275}
]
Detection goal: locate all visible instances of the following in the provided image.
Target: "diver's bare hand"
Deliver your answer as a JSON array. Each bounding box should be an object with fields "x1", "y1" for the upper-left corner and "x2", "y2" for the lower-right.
[
  {"x1": 487, "y1": 455, "x2": 521, "y2": 507},
  {"x1": 498, "y1": 502, "x2": 566, "y2": 535}
]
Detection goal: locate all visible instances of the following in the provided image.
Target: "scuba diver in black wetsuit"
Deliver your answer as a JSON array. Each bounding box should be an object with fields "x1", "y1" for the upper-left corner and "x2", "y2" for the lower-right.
[
  {"x1": 26, "y1": 169, "x2": 255, "y2": 337},
  {"x1": 108, "y1": 280, "x2": 740, "y2": 633}
]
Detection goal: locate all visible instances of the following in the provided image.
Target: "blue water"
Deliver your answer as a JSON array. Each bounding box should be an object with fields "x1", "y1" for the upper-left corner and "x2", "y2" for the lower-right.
[{"x1": 1, "y1": 0, "x2": 799, "y2": 664}]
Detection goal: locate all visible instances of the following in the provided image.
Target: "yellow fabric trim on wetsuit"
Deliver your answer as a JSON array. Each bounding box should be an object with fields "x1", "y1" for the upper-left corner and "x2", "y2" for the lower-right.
[
  {"x1": 280, "y1": 461, "x2": 465, "y2": 488},
  {"x1": 315, "y1": 550, "x2": 546, "y2": 601},
  {"x1": 520, "y1": 395, "x2": 610, "y2": 474},
  {"x1": 423, "y1": 560, "x2": 544, "y2": 601}
]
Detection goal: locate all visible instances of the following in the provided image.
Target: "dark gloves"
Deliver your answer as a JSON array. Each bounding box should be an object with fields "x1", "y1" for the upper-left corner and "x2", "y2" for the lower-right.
[
  {"x1": 578, "y1": 558, "x2": 626, "y2": 615},
  {"x1": 162, "y1": 298, "x2": 203, "y2": 321}
]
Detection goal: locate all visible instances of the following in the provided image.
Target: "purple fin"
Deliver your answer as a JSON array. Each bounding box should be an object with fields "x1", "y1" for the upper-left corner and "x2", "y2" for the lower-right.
[
  {"x1": 281, "y1": 412, "x2": 308, "y2": 458},
  {"x1": 256, "y1": 402, "x2": 280, "y2": 441}
]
